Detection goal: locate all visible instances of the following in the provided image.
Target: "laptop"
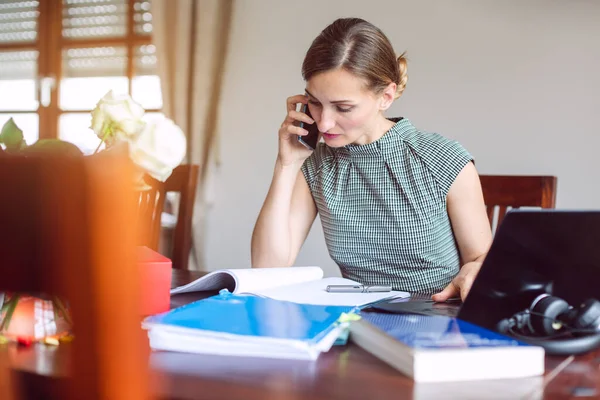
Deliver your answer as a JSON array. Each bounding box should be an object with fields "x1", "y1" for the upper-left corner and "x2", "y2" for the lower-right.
[{"x1": 370, "y1": 209, "x2": 600, "y2": 334}]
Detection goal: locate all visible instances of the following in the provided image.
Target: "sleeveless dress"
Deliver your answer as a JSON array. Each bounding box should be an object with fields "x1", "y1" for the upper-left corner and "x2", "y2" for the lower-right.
[{"x1": 301, "y1": 117, "x2": 473, "y2": 293}]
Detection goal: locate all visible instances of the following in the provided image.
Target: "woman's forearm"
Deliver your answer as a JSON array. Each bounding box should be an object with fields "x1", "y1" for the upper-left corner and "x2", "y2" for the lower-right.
[{"x1": 251, "y1": 159, "x2": 303, "y2": 267}]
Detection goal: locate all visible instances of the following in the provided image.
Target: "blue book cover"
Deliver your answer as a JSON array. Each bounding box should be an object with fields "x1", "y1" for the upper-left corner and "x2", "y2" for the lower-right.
[
  {"x1": 359, "y1": 312, "x2": 530, "y2": 349},
  {"x1": 144, "y1": 291, "x2": 356, "y2": 344},
  {"x1": 350, "y1": 312, "x2": 545, "y2": 382}
]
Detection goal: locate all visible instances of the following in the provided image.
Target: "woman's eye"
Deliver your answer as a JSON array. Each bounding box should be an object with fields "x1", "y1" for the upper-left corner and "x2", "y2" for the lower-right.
[
  {"x1": 336, "y1": 106, "x2": 353, "y2": 113},
  {"x1": 308, "y1": 100, "x2": 321, "y2": 107}
]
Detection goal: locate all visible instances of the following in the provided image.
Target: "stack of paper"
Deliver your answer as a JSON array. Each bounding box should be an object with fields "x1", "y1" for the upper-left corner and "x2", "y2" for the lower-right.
[{"x1": 143, "y1": 292, "x2": 357, "y2": 360}]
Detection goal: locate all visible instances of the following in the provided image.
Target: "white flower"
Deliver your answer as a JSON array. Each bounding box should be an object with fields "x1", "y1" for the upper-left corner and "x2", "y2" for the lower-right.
[
  {"x1": 128, "y1": 114, "x2": 187, "y2": 182},
  {"x1": 88, "y1": 91, "x2": 187, "y2": 185},
  {"x1": 90, "y1": 90, "x2": 146, "y2": 145}
]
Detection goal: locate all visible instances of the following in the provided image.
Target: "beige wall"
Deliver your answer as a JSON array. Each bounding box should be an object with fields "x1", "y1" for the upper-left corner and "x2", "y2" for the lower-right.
[{"x1": 205, "y1": 0, "x2": 600, "y2": 276}]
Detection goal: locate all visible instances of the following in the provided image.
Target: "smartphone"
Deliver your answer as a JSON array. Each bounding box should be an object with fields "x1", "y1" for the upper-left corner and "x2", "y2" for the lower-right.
[{"x1": 297, "y1": 103, "x2": 320, "y2": 150}]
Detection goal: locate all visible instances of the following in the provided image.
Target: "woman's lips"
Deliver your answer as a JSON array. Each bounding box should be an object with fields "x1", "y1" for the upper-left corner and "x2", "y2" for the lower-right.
[{"x1": 322, "y1": 132, "x2": 340, "y2": 140}]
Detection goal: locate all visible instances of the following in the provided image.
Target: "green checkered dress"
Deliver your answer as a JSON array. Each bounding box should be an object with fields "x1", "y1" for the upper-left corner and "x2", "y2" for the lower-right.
[{"x1": 301, "y1": 118, "x2": 473, "y2": 294}]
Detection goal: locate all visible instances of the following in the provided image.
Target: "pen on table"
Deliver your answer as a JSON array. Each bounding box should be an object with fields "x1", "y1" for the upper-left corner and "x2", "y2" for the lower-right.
[{"x1": 326, "y1": 284, "x2": 392, "y2": 293}]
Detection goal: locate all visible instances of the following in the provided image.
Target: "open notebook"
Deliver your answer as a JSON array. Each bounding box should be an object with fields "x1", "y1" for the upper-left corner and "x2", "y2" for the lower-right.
[{"x1": 170, "y1": 266, "x2": 409, "y2": 308}]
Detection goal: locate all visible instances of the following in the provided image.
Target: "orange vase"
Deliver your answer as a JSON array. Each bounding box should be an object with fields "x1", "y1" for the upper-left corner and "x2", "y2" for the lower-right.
[{"x1": 0, "y1": 293, "x2": 72, "y2": 342}]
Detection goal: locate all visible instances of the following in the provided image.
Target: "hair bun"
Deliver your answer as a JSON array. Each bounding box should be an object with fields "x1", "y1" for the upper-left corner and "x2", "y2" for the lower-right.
[{"x1": 395, "y1": 52, "x2": 408, "y2": 99}]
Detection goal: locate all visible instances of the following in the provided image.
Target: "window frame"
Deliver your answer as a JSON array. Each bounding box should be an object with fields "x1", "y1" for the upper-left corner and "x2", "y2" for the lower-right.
[{"x1": 0, "y1": 0, "x2": 157, "y2": 141}]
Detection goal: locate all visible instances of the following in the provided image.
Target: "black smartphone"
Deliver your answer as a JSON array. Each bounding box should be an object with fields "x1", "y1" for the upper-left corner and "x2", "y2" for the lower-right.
[{"x1": 297, "y1": 103, "x2": 320, "y2": 150}]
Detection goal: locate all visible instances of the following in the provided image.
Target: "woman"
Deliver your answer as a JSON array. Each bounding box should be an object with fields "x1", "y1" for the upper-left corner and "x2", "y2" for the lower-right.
[{"x1": 251, "y1": 18, "x2": 492, "y2": 301}]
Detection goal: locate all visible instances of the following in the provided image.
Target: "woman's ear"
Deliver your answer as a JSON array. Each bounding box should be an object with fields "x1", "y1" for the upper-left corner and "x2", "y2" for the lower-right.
[{"x1": 379, "y1": 82, "x2": 397, "y2": 111}]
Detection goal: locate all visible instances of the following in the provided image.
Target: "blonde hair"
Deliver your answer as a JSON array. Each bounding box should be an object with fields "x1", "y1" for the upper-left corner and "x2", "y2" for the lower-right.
[{"x1": 302, "y1": 18, "x2": 408, "y2": 100}]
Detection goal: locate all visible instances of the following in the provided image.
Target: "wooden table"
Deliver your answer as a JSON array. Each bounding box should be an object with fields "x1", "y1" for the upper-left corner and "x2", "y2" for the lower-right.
[{"x1": 9, "y1": 270, "x2": 600, "y2": 399}]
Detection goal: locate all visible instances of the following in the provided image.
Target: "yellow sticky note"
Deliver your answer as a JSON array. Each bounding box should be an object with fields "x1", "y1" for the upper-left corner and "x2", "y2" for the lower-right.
[{"x1": 338, "y1": 312, "x2": 361, "y2": 323}]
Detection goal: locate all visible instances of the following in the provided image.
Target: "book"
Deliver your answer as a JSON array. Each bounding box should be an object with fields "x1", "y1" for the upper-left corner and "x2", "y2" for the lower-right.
[
  {"x1": 143, "y1": 291, "x2": 357, "y2": 360},
  {"x1": 170, "y1": 266, "x2": 409, "y2": 307},
  {"x1": 349, "y1": 312, "x2": 545, "y2": 382},
  {"x1": 412, "y1": 376, "x2": 544, "y2": 400}
]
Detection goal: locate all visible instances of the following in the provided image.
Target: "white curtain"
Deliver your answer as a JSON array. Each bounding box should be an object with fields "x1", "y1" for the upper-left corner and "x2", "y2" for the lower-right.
[{"x1": 152, "y1": 0, "x2": 234, "y2": 269}]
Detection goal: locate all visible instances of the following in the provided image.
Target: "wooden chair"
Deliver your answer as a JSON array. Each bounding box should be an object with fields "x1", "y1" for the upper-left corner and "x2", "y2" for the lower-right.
[
  {"x1": 0, "y1": 151, "x2": 151, "y2": 399},
  {"x1": 479, "y1": 175, "x2": 558, "y2": 233},
  {"x1": 138, "y1": 164, "x2": 199, "y2": 270}
]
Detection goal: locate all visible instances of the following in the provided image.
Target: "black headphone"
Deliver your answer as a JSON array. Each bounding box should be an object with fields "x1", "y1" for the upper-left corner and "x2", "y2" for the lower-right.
[{"x1": 497, "y1": 294, "x2": 600, "y2": 355}]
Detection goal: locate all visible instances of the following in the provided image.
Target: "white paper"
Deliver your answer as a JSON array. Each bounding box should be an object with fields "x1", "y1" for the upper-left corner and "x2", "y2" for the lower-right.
[
  {"x1": 251, "y1": 277, "x2": 409, "y2": 307},
  {"x1": 170, "y1": 266, "x2": 323, "y2": 295},
  {"x1": 231, "y1": 266, "x2": 323, "y2": 294},
  {"x1": 147, "y1": 326, "x2": 322, "y2": 360}
]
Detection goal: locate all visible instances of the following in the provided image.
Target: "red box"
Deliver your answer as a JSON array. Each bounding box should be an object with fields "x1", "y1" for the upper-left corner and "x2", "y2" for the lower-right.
[{"x1": 137, "y1": 246, "x2": 172, "y2": 316}]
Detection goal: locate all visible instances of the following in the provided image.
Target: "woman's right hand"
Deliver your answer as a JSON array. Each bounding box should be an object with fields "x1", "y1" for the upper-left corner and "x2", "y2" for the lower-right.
[{"x1": 277, "y1": 94, "x2": 316, "y2": 167}]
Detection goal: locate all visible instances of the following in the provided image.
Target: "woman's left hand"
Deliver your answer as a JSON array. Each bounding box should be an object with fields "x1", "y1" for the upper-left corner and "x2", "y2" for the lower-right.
[{"x1": 431, "y1": 261, "x2": 482, "y2": 302}]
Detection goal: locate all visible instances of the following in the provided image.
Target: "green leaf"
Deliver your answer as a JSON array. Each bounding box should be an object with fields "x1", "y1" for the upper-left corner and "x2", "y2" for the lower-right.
[
  {"x1": 0, "y1": 293, "x2": 19, "y2": 331},
  {"x1": 4, "y1": 139, "x2": 27, "y2": 154},
  {"x1": 0, "y1": 118, "x2": 24, "y2": 150}
]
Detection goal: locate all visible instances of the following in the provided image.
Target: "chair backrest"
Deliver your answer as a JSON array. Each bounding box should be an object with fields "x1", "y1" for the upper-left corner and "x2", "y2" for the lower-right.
[
  {"x1": 138, "y1": 180, "x2": 167, "y2": 252},
  {"x1": 138, "y1": 164, "x2": 199, "y2": 270},
  {"x1": 0, "y1": 151, "x2": 151, "y2": 400},
  {"x1": 479, "y1": 174, "x2": 557, "y2": 233}
]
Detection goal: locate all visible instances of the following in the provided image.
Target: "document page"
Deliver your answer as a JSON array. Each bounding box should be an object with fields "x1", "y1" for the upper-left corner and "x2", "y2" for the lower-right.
[
  {"x1": 252, "y1": 277, "x2": 409, "y2": 307},
  {"x1": 170, "y1": 266, "x2": 324, "y2": 295}
]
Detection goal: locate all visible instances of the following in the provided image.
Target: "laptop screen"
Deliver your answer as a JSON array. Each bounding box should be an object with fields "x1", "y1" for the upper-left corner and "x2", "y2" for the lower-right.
[{"x1": 457, "y1": 209, "x2": 600, "y2": 333}]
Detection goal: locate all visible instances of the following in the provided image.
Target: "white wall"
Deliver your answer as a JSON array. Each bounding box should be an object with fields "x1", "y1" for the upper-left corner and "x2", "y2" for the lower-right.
[{"x1": 205, "y1": 0, "x2": 600, "y2": 276}]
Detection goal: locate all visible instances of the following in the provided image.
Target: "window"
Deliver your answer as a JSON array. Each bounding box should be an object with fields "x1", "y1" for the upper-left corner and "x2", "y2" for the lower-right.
[{"x1": 0, "y1": 0, "x2": 161, "y2": 154}]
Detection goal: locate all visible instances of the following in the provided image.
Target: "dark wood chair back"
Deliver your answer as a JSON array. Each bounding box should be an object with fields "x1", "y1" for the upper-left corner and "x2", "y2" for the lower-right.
[
  {"x1": 0, "y1": 152, "x2": 151, "y2": 400},
  {"x1": 138, "y1": 181, "x2": 167, "y2": 252},
  {"x1": 138, "y1": 164, "x2": 199, "y2": 270},
  {"x1": 479, "y1": 174, "x2": 558, "y2": 233}
]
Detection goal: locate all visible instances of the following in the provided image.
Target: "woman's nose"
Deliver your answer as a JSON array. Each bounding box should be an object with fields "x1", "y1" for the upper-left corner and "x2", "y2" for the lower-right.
[{"x1": 317, "y1": 108, "x2": 336, "y2": 133}]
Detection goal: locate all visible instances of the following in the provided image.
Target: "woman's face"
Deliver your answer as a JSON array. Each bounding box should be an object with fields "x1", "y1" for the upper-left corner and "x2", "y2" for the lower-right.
[{"x1": 305, "y1": 68, "x2": 394, "y2": 147}]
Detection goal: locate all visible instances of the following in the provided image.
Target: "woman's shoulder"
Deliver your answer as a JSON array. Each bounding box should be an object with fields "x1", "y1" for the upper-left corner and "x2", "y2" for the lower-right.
[
  {"x1": 396, "y1": 119, "x2": 467, "y2": 156},
  {"x1": 396, "y1": 118, "x2": 473, "y2": 194},
  {"x1": 388, "y1": 119, "x2": 471, "y2": 169}
]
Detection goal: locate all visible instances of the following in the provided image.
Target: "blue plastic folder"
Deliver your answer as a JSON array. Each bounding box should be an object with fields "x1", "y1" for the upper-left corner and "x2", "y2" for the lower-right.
[{"x1": 143, "y1": 291, "x2": 357, "y2": 360}]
